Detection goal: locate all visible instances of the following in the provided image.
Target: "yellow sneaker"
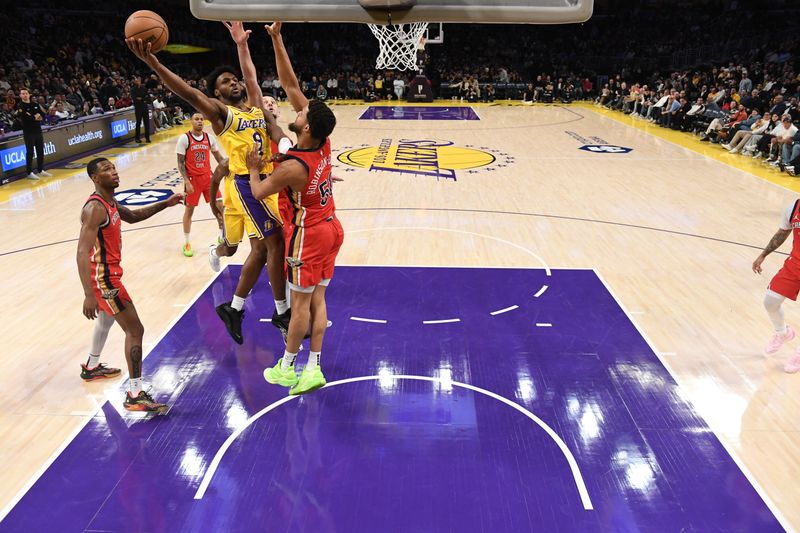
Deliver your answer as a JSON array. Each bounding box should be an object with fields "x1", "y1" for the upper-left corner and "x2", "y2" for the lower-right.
[{"x1": 182, "y1": 243, "x2": 194, "y2": 257}]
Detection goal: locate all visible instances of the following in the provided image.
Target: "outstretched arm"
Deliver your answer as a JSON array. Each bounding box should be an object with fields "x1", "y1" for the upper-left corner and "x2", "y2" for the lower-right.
[
  {"x1": 224, "y1": 22, "x2": 287, "y2": 143},
  {"x1": 118, "y1": 193, "x2": 185, "y2": 224},
  {"x1": 225, "y1": 22, "x2": 263, "y2": 110},
  {"x1": 266, "y1": 22, "x2": 308, "y2": 112},
  {"x1": 126, "y1": 38, "x2": 228, "y2": 133}
]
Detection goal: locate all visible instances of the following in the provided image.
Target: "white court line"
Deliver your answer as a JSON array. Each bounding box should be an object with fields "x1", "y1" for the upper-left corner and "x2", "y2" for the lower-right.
[
  {"x1": 193, "y1": 374, "x2": 594, "y2": 510},
  {"x1": 346, "y1": 227, "x2": 552, "y2": 277},
  {"x1": 0, "y1": 268, "x2": 225, "y2": 524},
  {"x1": 534, "y1": 285, "x2": 549, "y2": 298},
  {"x1": 350, "y1": 316, "x2": 388, "y2": 324},
  {"x1": 592, "y1": 269, "x2": 792, "y2": 532},
  {"x1": 536, "y1": 323, "x2": 552, "y2": 327},
  {"x1": 490, "y1": 305, "x2": 519, "y2": 316},
  {"x1": 422, "y1": 318, "x2": 461, "y2": 324}
]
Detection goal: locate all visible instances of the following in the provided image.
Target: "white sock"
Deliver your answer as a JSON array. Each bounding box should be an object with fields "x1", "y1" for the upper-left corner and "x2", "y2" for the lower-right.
[
  {"x1": 282, "y1": 350, "x2": 298, "y2": 370},
  {"x1": 184, "y1": 233, "x2": 191, "y2": 245},
  {"x1": 90, "y1": 312, "x2": 114, "y2": 359},
  {"x1": 764, "y1": 292, "x2": 787, "y2": 333},
  {"x1": 231, "y1": 295, "x2": 246, "y2": 311},
  {"x1": 275, "y1": 299, "x2": 289, "y2": 315},
  {"x1": 308, "y1": 351, "x2": 321, "y2": 368},
  {"x1": 129, "y1": 377, "x2": 143, "y2": 396},
  {"x1": 86, "y1": 354, "x2": 100, "y2": 369}
]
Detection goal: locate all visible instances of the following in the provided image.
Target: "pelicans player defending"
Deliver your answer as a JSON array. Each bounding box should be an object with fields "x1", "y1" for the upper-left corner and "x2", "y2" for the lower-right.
[
  {"x1": 127, "y1": 37, "x2": 289, "y2": 345},
  {"x1": 247, "y1": 22, "x2": 343, "y2": 395},
  {"x1": 76, "y1": 157, "x2": 183, "y2": 412}
]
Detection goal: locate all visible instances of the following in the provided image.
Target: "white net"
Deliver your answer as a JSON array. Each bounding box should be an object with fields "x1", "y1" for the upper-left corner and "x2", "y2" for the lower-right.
[{"x1": 367, "y1": 22, "x2": 428, "y2": 71}]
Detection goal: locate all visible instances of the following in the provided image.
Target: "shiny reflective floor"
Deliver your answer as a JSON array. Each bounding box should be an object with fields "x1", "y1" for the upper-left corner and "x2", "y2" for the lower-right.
[
  {"x1": 1, "y1": 266, "x2": 782, "y2": 531},
  {"x1": 1, "y1": 102, "x2": 799, "y2": 532}
]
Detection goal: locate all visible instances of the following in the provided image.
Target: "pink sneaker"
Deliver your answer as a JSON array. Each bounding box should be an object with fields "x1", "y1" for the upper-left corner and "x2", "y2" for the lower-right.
[
  {"x1": 784, "y1": 350, "x2": 800, "y2": 373},
  {"x1": 765, "y1": 325, "x2": 795, "y2": 354}
]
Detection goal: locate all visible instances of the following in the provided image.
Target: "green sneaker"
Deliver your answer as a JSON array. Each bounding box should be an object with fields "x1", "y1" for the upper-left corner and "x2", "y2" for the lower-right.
[
  {"x1": 289, "y1": 365, "x2": 326, "y2": 395},
  {"x1": 182, "y1": 243, "x2": 194, "y2": 257},
  {"x1": 264, "y1": 358, "x2": 298, "y2": 387}
]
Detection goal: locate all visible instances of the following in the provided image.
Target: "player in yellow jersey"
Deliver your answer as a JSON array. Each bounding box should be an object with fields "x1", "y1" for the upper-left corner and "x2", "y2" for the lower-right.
[{"x1": 126, "y1": 38, "x2": 290, "y2": 345}]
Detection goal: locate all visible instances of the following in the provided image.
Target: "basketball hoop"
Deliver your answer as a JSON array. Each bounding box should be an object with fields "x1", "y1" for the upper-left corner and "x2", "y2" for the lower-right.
[{"x1": 366, "y1": 22, "x2": 428, "y2": 71}]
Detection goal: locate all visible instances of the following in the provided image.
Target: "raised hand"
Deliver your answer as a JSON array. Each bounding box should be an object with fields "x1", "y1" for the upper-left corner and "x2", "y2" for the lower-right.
[
  {"x1": 125, "y1": 38, "x2": 159, "y2": 68},
  {"x1": 264, "y1": 21, "x2": 282, "y2": 38},
  {"x1": 223, "y1": 21, "x2": 251, "y2": 44}
]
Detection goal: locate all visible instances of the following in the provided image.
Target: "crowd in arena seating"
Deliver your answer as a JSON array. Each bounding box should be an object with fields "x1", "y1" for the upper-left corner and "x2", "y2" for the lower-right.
[{"x1": 1, "y1": 0, "x2": 798, "y2": 178}]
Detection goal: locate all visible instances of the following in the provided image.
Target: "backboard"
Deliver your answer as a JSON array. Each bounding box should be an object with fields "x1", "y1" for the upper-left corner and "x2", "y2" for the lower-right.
[{"x1": 189, "y1": 0, "x2": 594, "y2": 25}]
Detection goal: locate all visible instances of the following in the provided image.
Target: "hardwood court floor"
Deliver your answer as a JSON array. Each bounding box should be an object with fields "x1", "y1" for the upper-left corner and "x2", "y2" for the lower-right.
[{"x1": 0, "y1": 102, "x2": 797, "y2": 530}]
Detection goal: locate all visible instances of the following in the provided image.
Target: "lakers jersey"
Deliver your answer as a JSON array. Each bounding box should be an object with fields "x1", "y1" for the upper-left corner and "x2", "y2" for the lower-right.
[{"x1": 218, "y1": 105, "x2": 273, "y2": 176}]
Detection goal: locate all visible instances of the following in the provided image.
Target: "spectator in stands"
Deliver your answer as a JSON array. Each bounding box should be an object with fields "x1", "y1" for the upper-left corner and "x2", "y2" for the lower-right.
[
  {"x1": 115, "y1": 92, "x2": 132, "y2": 109},
  {"x1": 315, "y1": 83, "x2": 328, "y2": 101},
  {"x1": 90, "y1": 98, "x2": 104, "y2": 114},
  {"x1": 725, "y1": 114, "x2": 770, "y2": 154},
  {"x1": 52, "y1": 102, "x2": 70, "y2": 121},
  {"x1": 766, "y1": 116, "x2": 799, "y2": 167}
]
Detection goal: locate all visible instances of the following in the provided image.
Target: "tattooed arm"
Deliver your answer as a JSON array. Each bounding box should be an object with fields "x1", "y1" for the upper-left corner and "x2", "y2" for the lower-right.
[
  {"x1": 118, "y1": 193, "x2": 184, "y2": 223},
  {"x1": 177, "y1": 153, "x2": 193, "y2": 194},
  {"x1": 753, "y1": 228, "x2": 792, "y2": 274}
]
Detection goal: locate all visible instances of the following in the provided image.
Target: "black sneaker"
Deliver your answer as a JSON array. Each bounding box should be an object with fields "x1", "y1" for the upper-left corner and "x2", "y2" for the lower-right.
[
  {"x1": 216, "y1": 302, "x2": 244, "y2": 344},
  {"x1": 272, "y1": 308, "x2": 291, "y2": 343},
  {"x1": 80, "y1": 363, "x2": 121, "y2": 381},
  {"x1": 124, "y1": 390, "x2": 168, "y2": 413}
]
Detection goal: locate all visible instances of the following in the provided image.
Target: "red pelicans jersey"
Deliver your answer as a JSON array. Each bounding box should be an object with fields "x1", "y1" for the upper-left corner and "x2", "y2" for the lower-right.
[
  {"x1": 184, "y1": 132, "x2": 212, "y2": 179},
  {"x1": 284, "y1": 138, "x2": 335, "y2": 227}
]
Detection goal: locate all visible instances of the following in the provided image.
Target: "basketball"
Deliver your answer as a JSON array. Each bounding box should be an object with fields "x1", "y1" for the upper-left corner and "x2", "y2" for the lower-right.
[{"x1": 124, "y1": 10, "x2": 169, "y2": 53}]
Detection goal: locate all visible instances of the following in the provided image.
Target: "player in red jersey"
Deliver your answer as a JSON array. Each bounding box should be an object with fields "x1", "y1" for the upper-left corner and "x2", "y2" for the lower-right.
[
  {"x1": 244, "y1": 22, "x2": 342, "y2": 395},
  {"x1": 176, "y1": 112, "x2": 227, "y2": 257},
  {"x1": 753, "y1": 199, "x2": 800, "y2": 373},
  {"x1": 76, "y1": 157, "x2": 184, "y2": 412}
]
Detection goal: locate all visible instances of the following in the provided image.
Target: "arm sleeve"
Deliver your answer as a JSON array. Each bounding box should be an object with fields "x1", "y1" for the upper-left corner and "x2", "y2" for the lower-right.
[
  {"x1": 780, "y1": 203, "x2": 794, "y2": 231},
  {"x1": 175, "y1": 134, "x2": 188, "y2": 155},
  {"x1": 278, "y1": 136, "x2": 293, "y2": 155}
]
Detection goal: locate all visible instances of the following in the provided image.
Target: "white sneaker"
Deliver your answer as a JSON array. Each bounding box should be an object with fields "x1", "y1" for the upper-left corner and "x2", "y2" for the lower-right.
[
  {"x1": 208, "y1": 244, "x2": 221, "y2": 272},
  {"x1": 26, "y1": 172, "x2": 40, "y2": 180},
  {"x1": 37, "y1": 170, "x2": 53, "y2": 177},
  {"x1": 729, "y1": 148, "x2": 739, "y2": 154},
  {"x1": 721, "y1": 143, "x2": 732, "y2": 150}
]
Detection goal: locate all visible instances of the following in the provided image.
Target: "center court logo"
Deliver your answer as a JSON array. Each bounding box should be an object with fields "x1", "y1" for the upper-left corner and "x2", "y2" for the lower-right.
[{"x1": 337, "y1": 138, "x2": 514, "y2": 181}]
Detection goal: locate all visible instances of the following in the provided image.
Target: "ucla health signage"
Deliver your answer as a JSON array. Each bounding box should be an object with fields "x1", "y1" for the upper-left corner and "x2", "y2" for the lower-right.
[
  {"x1": 0, "y1": 108, "x2": 151, "y2": 184},
  {"x1": 111, "y1": 119, "x2": 129, "y2": 139},
  {"x1": 1, "y1": 141, "x2": 57, "y2": 172}
]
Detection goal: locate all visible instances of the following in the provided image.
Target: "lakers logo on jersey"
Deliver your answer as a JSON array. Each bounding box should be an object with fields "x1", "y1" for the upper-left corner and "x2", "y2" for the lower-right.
[{"x1": 218, "y1": 106, "x2": 272, "y2": 176}]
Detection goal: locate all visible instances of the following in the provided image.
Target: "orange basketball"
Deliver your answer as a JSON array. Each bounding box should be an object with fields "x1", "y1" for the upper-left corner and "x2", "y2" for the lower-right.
[{"x1": 124, "y1": 10, "x2": 169, "y2": 53}]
